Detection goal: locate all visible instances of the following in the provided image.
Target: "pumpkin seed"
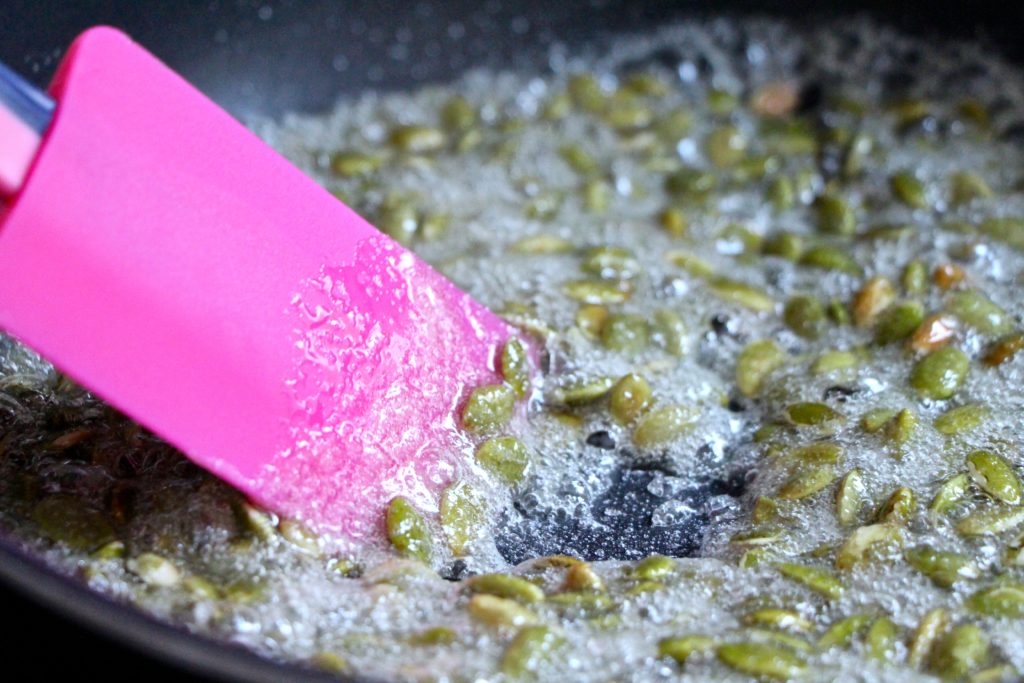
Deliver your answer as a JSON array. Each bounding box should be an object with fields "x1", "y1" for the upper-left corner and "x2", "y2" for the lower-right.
[
  {"x1": 783, "y1": 295, "x2": 827, "y2": 339},
  {"x1": 559, "y1": 143, "x2": 600, "y2": 175},
  {"x1": 861, "y1": 407, "x2": 899, "y2": 433},
  {"x1": 979, "y1": 217, "x2": 1024, "y2": 249},
  {"x1": 910, "y1": 347, "x2": 969, "y2": 400},
  {"x1": 778, "y1": 465, "x2": 837, "y2": 500},
  {"x1": 950, "y1": 171, "x2": 994, "y2": 205},
  {"x1": 462, "y1": 384, "x2": 516, "y2": 432},
  {"x1": 767, "y1": 177, "x2": 796, "y2": 211},
  {"x1": 835, "y1": 469, "x2": 866, "y2": 526},
  {"x1": 582, "y1": 246, "x2": 641, "y2": 281},
  {"x1": 602, "y1": 314, "x2": 649, "y2": 352},
  {"x1": 907, "y1": 608, "x2": 949, "y2": 669},
  {"x1": 814, "y1": 194, "x2": 857, "y2": 235},
  {"x1": 440, "y1": 481, "x2": 487, "y2": 555},
  {"x1": 836, "y1": 523, "x2": 902, "y2": 570},
  {"x1": 776, "y1": 562, "x2": 845, "y2": 599},
  {"x1": 933, "y1": 263, "x2": 966, "y2": 290},
  {"x1": 762, "y1": 232, "x2": 804, "y2": 261},
  {"x1": 510, "y1": 234, "x2": 574, "y2": 254},
  {"x1": 909, "y1": 314, "x2": 958, "y2": 353},
  {"x1": 786, "y1": 402, "x2": 841, "y2": 427},
  {"x1": 476, "y1": 437, "x2": 530, "y2": 485},
  {"x1": 799, "y1": 245, "x2": 862, "y2": 275},
  {"x1": 956, "y1": 506, "x2": 1024, "y2": 536},
  {"x1": 633, "y1": 405, "x2": 697, "y2": 448},
  {"x1": 563, "y1": 279, "x2": 631, "y2": 304},
  {"x1": 666, "y1": 250, "x2": 715, "y2": 277},
  {"x1": 563, "y1": 563, "x2": 604, "y2": 592},
  {"x1": 817, "y1": 614, "x2": 871, "y2": 650},
  {"x1": 550, "y1": 376, "x2": 615, "y2": 406},
  {"x1": 501, "y1": 625, "x2": 563, "y2": 678},
  {"x1": 127, "y1": 553, "x2": 181, "y2": 588},
  {"x1": 388, "y1": 125, "x2": 446, "y2": 153},
  {"x1": 659, "y1": 635, "x2": 717, "y2": 665},
  {"x1": 890, "y1": 171, "x2": 928, "y2": 208},
  {"x1": 651, "y1": 308, "x2": 687, "y2": 356},
  {"x1": 386, "y1": 497, "x2": 432, "y2": 562},
  {"x1": 737, "y1": 340, "x2": 785, "y2": 397},
  {"x1": 705, "y1": 126, "x2": 747, "y2": 167},
  {"x1": 468, "y1": 594, "x2": 540, "y2": 628},
  {"x1": 658, "y1": 207, "x2": 688, "y2": 238},
  {"x1": 876, "y1": 486, "x2": 916, "y2": 524},
  {"x1": 930, "y1": 474, "x2": 970, "y2": 515},
  {"x1": 634, "y1": 554, "x2": 675, "y2": 580},
  {"x1": 865, "y1": 617, "x2": 899, "y2": 662},
  {"x1": 609, "y1": 374, "x2": 653, "y2": 425},
  {"x1": 501, "y1": 337, "x2": 530, "y2": 398},
  {"x1": 576, "y1": 304, "x2": 609, "y2": 338},
  {"x1": 903, "y1": 260, "x2": 928, "y2": 294},
  {"x1": 466, "y1": 574, "x2": 545, "y2": 604},
  {"x1": 743, "y1": 608, "x2": 812, "y2": 632},
  {"x1": 966, "y1": 450, "x2": 1021, "y2": 505},
  {"x1": 330, "y1": 151, "x2": 384, "y2": 177},
  {"x1": 812, "y1": 350, "x2": 858, "y2": 376},
  {"x1": 947, "y1": 291, "x2": 1012, "y2": 336},
  {"x1": 930, "y1": 625, "x2": 989, "y2": 679},
  {"x1": 905, "y1": 546, "x2": 979, "y2": 588},
  {"x1": 874, "y1": 301, "x2": 926, "y2": 344},
  {"x1": 882, "y1": 409, "x2": 918, "y2": 448},
  {"x1": 716, "y1": 642, "x2": 806, "y2": 681},
  {"x1": 410, "y1": 626, "x2": 458, "y2": 646},
  {"x1": 708, "y1": 278, "x2": 775, "y2": 312}
]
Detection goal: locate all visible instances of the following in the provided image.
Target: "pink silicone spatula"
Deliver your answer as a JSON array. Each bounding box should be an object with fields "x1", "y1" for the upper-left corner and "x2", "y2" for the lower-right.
[{"x1": 0, "y1": 27, "x2": 517, "y2": 538}]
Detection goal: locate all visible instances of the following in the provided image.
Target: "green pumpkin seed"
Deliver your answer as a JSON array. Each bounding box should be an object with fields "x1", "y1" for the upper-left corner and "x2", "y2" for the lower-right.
[
  {"x1": 835, "y1": 469, "x2": 866, "y2": 526},
  {"x1": 890, "y1": 171, "x2": 928, "y2": 208},
  {"x1": 979, "y1": 217, "x2": 1024, "y2": 249},
  {"x1": 785, "y1": 402, "x2": 841, "y2": 427},
  {"x1": 581, "y1": 246, "x2": 640, "y2": 281},
  {"x1": 410, "y1": 626, "x2": 458, "y2": 646},
  {"x1": 783, "y1": 296, "x2": 827, "y2": 339},
  {"x1": 651, "y1": 308, "x2": 687, "y2": 356},
  {"x1": 279, "y1": 519, "x2": 321, "y2": 555},
  {"x1": 743, "y1": 608, "x2": 812, "y2": 632},
  {"x1": 799, "y1": 245, "x2": 863, "y2": 275},
  {"x1": 789, "y1": 443, "x2": 844, "y2": 465},
  {"x1": 609, "y1": 374, "x2": 653, "y2": 425},
  {"x1": 664, "y1": 168, "x2": 716, "y2": 200},
  {"x1": 439, "y1": 95, "x2": 476, "y2": 131},
  {"x1": 705, "y1": 126, "x2": 747, "y2": 167},
  {"x1": 778, "y1": 465, "x2": 837, "y2": 500},
  {"x1": 716, "y1": 642, "x2": 806, "y2": 681},
  {"x1": 907, "y1": 608, "x2": 949, "y2": 670},
  {"x1": 440, "y1": 481, "x2": 487, "y2": 555},
  {"x1": 910, "y1": 347, "x2": 969, "y2": 400},
  {"x1": 903, "y1": 260, "x2": 928, "y2": 294},
  {"x1": 666, "y1": 250, "x2": 715, "y2": 277},
  {"x1": 550, "y1": 376, "x2": 615, "y2": 406},
  {"x1": 817, "y1": 614, "x2": 872, "y2": 651},
  {"x1": 836, "y1": 523, "x2": 902, "y2": 570},
  {"x1": 776, "y1": 563, "x2": 844, "y2": 599},
  {"x1": 934, "y1": 404, "x2": 989, "y2": 435},
  {"x1": 633, "y1": 405, "x2": 697, "y2": 448},
  {"x1": 582, "y1": 179, "x2": 612, "y2": 212},
  {"x1": 388, "y1": 125, "x2": 446, "y2": 153},
  {"x1": 737, "y1": 340, "x2": 785, "y2": 397},
  {"x1": 601, "y1": 314, "x2": 649, "y2": 352},
  {"x1": 905, "y1": 546, "x2": 979, "y2": 588},
  {"x1": 510, "y1": 234, "x2": 574, "y2": 254},
  {"x1": 947, "y1": 291, "x2": 1011, "y2": 336},
  {"x1": 956, "y1": 506, "x2": 1024, "y2": 536},
  {"x1": 501, "y1": 625, "x2": 563, "y2": 677},
  {"x1": 468, "y1": 594, "x2": 540, "y2": 628},
  {"x1": 950, "y1": 171, "x2": 994, "y2": 205},
  {"x1": 658, "y1": 207, "x2": 689, "y2": 238},
  {"x1": 767, "y1": 177, "x2": 796, "y2": 212},
  {"x1": 930, "y1": 625, "x2": 989, "y2": 679},
  {"x1": 310, "y1": 653, "x2": 349, "y2": 673},
  {"x1": 814, "y1": 194, "x2": 857, "y2": 235},
  {"x1": 330, "y1": 151, "x2": 384, "y2": 177},
  {"x1": 501, "y1": 338, "x2": 530, "y2": 398},
  {"x1": 865, "y1": 617, "x2": 899, "y2": 662},
  {"x1": 883, "y1": 409, "x2": 918, "y2": 448},
  {"x1": 634, "y1": 554, "x2": 675, "y2": 580},
  {"x1": 466, "y1": 574, "x2": 545, "y2": 604},
  {"x1": 967, "y1": 450, "x2": 1022, "y2": 504},
  {"x1": 874, "y1": 300, "x2": 926, "y2": 344},
  {"x1": 563, "y1": 563, "x2": 604, "y2": 592},
  {"x1": 476, "y1": 437, "x2": 529, "y2": 485},
  {"x1": 708, "y1": 278, "x2": 775, "y2": 312},
  {"x1": 930, "y1": 474, "x2": 970, "y2": 515},
  {"x1": 462, "y1": 384, "x2": 516, "y2": 432},
  {"x1": 967, "y1": 583, "x2": 1024, "y2": 618},
  {"x1": 861, "y1": 407, "x2": 899, "y2": 433},
  {"x1": 559, "y1": 144, "x2": 600, "y2": 175},
  {"x1": 659, "y1": 635, "x2": 717, "y2": 665},
  {"x1": 812, "y1": 350, "x2": 858, "y2": 376},
  {"x1": 877, "y1": 486, "x2": 916, "y2": 524},
  {"x1": 127, "y1": 553, "x2": 181, "y2": 588},
  {"x1": 563, "y1": 279, "x2": 631, "y2": 304},
  {"x1": 762, "y1": 232, "x2": 804, "y2": 261},
  {"x1": 385, "y1": 497, "x2": 432, "y2": 562},
  {"x1": 377, "y1": 200, "x2": 420, "y2": 245}
]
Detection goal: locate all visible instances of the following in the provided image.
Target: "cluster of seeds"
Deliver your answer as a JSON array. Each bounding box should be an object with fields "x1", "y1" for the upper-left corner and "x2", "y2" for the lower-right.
[{"x1": 3, "y1": 17, "x2": 1024, "y2": 683}]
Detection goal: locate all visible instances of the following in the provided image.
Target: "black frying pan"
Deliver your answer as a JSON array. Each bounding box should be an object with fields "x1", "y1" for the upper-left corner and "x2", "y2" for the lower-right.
[{"x1": 0, "y1": 1, "x2": 1021, "y2": 681}]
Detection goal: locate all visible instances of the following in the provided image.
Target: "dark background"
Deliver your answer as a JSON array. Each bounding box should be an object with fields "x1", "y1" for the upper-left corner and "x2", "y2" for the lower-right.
[{"x1": 0, "y1": 1, "x2": 1021, "y2": 681}]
